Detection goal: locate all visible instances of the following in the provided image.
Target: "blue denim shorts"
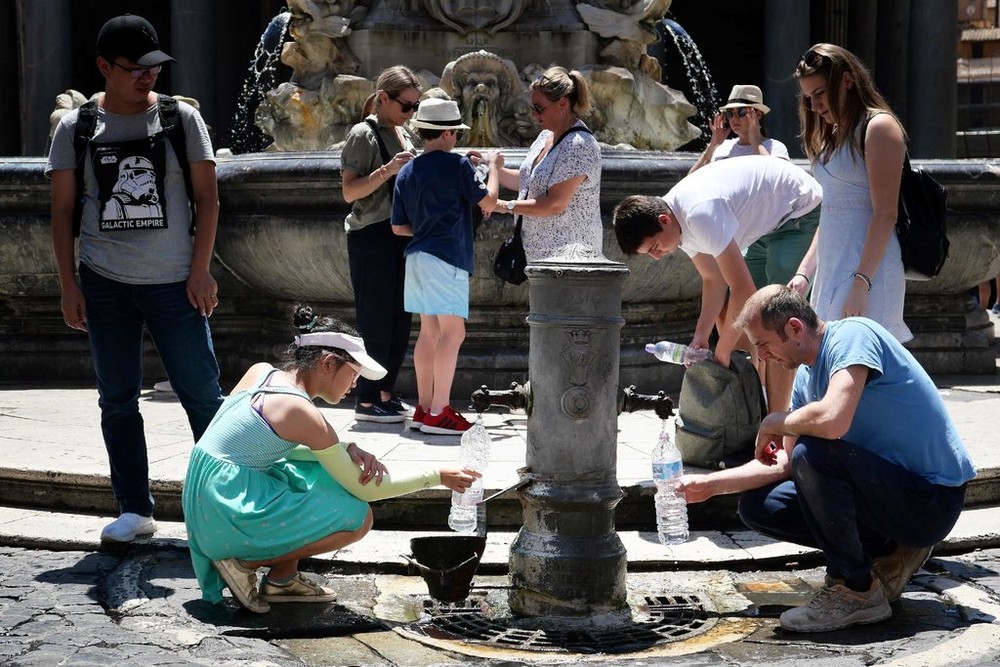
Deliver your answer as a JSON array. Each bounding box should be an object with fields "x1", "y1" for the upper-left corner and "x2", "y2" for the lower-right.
[{"x1": 404, "y1": 251, "x2": 469, "y2": 318}]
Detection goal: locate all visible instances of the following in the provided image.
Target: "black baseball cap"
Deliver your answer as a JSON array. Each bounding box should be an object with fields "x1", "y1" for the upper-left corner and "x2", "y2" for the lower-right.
[{"x1": 96, "y1": 15, "x2": 176, "y2": 67}]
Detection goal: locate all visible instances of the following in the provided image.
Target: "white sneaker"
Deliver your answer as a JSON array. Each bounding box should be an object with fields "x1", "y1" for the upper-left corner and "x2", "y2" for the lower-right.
[{"x1": 100, "y1": 513, "x2": 157, "y2": 543}]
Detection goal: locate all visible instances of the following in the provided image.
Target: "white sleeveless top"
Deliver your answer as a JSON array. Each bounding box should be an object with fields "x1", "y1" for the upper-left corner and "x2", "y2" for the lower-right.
[{"x1": 810, "y1": 125, "x2": 912, "y2": 343}]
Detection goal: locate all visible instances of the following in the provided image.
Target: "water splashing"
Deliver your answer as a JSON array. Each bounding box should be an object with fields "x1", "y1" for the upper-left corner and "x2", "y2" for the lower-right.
[
  {"x1": 225, "y1": 12, "x2": 291, "y2": 154},
  {"x1": 659, "y1": 18, "x2": 720, "y2": 149}
]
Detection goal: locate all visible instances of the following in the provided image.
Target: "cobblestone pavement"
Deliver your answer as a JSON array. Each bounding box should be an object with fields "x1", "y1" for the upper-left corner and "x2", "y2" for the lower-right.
[{"x1": 3, "y1": 545, "x2": 1000, "y2": 666}]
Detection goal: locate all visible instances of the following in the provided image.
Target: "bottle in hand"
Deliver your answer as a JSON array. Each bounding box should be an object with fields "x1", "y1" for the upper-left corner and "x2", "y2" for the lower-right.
[
  {"x1": 448, "y1": 417, "x2": 492, "y2": 533},
  {"x1": 645, "y1": 340, "x2": 713, "y2": 366},
  {"x1": 651, "y1": 419, "x2": 689, "y2": 545}
]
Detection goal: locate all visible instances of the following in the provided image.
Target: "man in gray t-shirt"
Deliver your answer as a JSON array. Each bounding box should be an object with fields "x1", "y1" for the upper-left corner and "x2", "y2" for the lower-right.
[{"x1": 46, "y1": 14, "x2": 223, "y2": 544}]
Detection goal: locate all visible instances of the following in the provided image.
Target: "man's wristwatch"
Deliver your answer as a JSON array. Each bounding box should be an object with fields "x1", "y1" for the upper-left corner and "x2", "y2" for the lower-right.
[{"x1": 505, "y1": 200, "x2": 517, "y2": 211}]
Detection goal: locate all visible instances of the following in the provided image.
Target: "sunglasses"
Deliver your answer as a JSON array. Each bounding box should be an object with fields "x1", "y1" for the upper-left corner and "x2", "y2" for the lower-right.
[
  {"x1": 799, "y1": 48, "x2": 831, "y2": 71},
  {"x1": 723, "y1": 107, "x2": 753, "y2": 120},
  {"x1": 530, "y1": 102, "x2": 551, "y2": 115},
  {"x1": 388, "y1": 93, "x2": 420, "y2": 113},
  {"x1": 109, "y1": 61, "x2": 162, "y2": 79}
]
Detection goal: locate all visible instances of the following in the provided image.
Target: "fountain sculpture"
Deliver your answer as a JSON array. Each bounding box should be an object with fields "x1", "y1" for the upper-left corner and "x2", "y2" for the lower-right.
[{"x1": 254, "y1": 0, "x2": 700, "y2": 151}]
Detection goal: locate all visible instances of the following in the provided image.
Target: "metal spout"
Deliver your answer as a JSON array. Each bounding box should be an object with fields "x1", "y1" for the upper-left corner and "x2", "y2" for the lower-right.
[
  {"x1": 618, "y1": 385, "x2": 674, "y2": 420},
  {"x1": 471, "y1": 382, "x2": 530, "y2": 414}
]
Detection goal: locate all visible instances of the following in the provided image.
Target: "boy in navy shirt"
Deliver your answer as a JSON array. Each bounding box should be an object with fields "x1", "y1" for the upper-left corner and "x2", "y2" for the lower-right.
[{"x1": 392, "y1": 99, "x2": 500, "y2": 434}]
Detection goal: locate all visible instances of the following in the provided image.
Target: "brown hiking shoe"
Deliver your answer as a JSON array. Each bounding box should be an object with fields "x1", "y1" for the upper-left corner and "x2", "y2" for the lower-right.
[
  {"x1": 780, "y1": 579, "x2": 891, "y2": 632},
  {"x1": 872, "y1": 544, "x2": 933, "y2": 603}
]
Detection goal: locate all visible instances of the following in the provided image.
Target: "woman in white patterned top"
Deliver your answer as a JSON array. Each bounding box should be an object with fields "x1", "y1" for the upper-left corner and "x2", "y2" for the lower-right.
[{"x1": 491, "y1": 66, "x2": 603, "y2": 262}]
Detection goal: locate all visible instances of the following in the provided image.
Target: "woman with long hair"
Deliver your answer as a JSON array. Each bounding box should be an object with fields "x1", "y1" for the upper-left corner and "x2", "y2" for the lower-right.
[{"x1": 791, "y1": 44, "x2": 911, "y2": 343}]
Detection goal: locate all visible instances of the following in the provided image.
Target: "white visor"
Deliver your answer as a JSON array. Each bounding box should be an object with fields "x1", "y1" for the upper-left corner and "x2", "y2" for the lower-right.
[{"x1": 293, "y1": 332, "x2": 388, "y2": 381}]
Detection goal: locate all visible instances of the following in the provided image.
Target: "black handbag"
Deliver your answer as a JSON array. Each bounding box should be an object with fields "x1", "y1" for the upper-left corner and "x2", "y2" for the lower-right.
[
  {"x1": 492, "y1": 215, "x2": 527, "y2": 285},
  {"x1": 861, "y1": 115, "x2": 949, "y2": 280}
]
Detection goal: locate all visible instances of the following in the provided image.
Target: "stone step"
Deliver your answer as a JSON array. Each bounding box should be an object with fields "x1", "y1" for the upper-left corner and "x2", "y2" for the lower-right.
[
  {"x1": 2, "y1": 464, "x2": 999, "y2": 531},
  {"x1": 2, "y1": 503, "x2": 998, "y2": 573}
]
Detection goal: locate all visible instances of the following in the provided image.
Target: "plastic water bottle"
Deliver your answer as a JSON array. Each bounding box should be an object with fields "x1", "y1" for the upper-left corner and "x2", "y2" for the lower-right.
[
  {"x1": 645, "y1": 340, "x2": 713, "y2": 365},
  {"x1": 448, "y1": 416, "x2": 492, "y2": 533},
  {"x1": 651, "y1": 419, "x2": 689, "y2": 545}
]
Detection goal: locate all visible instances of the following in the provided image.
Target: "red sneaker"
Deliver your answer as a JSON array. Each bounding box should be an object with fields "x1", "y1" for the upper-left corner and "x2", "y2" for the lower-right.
[
  {"x1": 419, "y1": 406, "x2": 472, "y2": 435},
  {"x1": 409, "y1": 405, "x2": 426, "y2": 431}
]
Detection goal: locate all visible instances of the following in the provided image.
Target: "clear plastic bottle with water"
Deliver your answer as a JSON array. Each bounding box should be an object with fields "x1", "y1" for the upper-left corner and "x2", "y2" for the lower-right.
[
  {"x1": 645, "y1": 340, "x2": 713, "y2": 365},
  {"x1": 448, "y1": 416, "x2": 492, "y2": 533},
  {"x1": 651, "y1": 419, "x2": 689, "y2": 545}
]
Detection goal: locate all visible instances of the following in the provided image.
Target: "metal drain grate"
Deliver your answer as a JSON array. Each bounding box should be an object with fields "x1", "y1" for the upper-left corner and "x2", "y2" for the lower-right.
[{"x1": 406, "y1": 594, "x2": 714, "y2": 654}]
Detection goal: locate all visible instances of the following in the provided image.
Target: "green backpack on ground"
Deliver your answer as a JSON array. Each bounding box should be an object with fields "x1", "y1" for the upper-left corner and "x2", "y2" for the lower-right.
[{"x1": 674, "y1": 351, "x2": 766, "y2": 470}]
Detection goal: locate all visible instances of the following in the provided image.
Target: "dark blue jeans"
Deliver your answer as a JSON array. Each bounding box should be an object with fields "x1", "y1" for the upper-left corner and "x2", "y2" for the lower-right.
[
  {"x1": 79, "y1": 263, "x2": 223, "y2": 516},
  {"x1": 738, "y1": 436, "x2": 966, "y2": 584},
  {"x1": 346, "y1": 220, "x2": 412, "y2": 405}
]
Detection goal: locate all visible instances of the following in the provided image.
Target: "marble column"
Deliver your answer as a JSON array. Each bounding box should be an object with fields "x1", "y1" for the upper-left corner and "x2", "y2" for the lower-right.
[
  {"x1": 908, "y1": 0, "x2": 957, "y2": 158},
  {"x1": 16, "y1": 0, "x2": 73, "y2": 156},
  {"x1": 764, "y1": 0, "x2": 811, "y2": 158},
  {"x1": 170, "y1": 0, "x2": 217, "y2": 129}
]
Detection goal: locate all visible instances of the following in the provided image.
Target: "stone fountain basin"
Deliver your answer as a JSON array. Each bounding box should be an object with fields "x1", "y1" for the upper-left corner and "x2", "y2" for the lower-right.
[{"x1": 0, "y1": 151, "x2": 997, "y2": 390}]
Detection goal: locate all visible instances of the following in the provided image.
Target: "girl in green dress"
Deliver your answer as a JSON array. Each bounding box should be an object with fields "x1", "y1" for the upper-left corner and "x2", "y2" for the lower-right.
[{"x1": 183, "y1": 305, "x2": 478, "y2": 613}]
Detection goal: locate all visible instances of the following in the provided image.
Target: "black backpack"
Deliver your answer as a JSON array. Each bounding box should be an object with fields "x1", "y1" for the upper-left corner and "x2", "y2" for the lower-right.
[
  {"x1": 860, "y1": 113, "x2": 949, "y2": 280},
  {"x1": 72, "y1": 94, "x2": 193, "y2": 237}
]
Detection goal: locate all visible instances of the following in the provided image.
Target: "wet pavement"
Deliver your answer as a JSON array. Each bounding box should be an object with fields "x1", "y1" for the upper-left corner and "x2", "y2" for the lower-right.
[{"x1": 3, "y1": 543, "x2": 1000, "y2": 666}]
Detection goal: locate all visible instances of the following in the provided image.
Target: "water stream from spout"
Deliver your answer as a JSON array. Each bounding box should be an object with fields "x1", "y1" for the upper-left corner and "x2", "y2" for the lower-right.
[
  {"x1": 660, "y1": 18, "x2": 720, "y2": 149},
  {"x1": 225, "y1": 11, "x2": 291, "y2": 154}
]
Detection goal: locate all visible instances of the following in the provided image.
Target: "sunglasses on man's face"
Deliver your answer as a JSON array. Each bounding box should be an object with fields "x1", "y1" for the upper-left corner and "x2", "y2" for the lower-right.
[
  {"x1": 388, "y1": 93, "x2": 420, "y2": 113},
  {"x1": 109, "y1": 60, "x2": 162, "y2": 79},
  {"x1": 723, "y1": 107, "x2": 752, "y2": 120}
]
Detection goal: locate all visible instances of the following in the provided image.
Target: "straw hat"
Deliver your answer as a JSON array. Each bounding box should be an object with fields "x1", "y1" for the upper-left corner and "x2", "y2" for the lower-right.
[
  {"x1": 719, "y1": 84, "x2": 770, "y2": 114},
  {"x1": 410, "y1": 98, "x2": 470, "y2": 131}
]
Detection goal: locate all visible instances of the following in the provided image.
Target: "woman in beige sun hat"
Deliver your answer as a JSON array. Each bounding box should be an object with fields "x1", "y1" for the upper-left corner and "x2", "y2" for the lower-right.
[{"x1": 689, "y1": 84, "x2": 788, "y2": 172}]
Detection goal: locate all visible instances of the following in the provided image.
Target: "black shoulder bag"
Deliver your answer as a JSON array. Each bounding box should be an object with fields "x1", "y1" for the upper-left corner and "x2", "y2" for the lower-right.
[
  {"x1": 492, "y1": 125, "x2": 593, "y2": 285},
  {"x1": 860, "y1": 114, "x2": 949, "y2": 280}
]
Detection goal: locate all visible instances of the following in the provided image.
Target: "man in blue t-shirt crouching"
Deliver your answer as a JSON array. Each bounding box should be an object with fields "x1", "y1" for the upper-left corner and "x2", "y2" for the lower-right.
[{"x1": 678, "y1": 284, "x2": 975, "y2": 633}]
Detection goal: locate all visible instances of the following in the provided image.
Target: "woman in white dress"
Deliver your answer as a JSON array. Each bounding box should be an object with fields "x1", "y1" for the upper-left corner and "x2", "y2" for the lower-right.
[
  {"x1": 791, "y1": 44, "x2": 912, "y2": 343},
  {"x1": 491, "y1": 66, "x2": 603, "y2": 262}
]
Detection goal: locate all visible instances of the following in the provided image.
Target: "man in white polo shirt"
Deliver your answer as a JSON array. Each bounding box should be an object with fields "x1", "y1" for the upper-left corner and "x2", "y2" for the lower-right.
[{"x1": 612, "y1": 155, "x2": 822, "y2": 410}]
